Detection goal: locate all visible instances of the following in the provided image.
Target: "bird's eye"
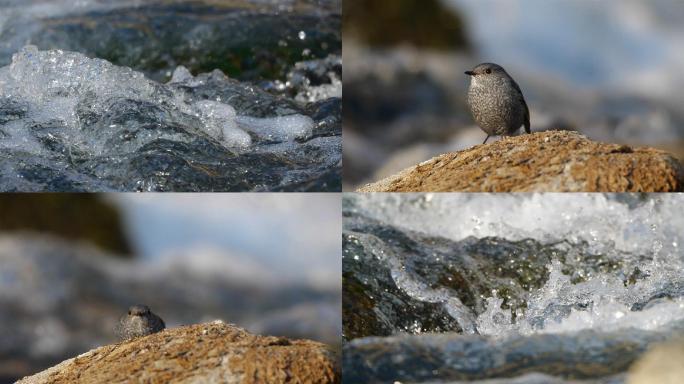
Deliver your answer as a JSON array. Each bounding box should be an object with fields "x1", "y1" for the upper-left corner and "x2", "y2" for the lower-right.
[{"x1": 485, "y1": 68, "x2": 492, "y2": 74}]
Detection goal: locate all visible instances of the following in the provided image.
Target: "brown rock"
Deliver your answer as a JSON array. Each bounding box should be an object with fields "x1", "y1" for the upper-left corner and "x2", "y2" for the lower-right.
[
  {"x1": 17, "y1": 321, "x2": 340, "y2": 384},
  {"x1": 627, "y1": 339, "x2": 684, "y2": 384},
  {"x1": 357, "y1": 131, "x2": 684, "y2": 192}
]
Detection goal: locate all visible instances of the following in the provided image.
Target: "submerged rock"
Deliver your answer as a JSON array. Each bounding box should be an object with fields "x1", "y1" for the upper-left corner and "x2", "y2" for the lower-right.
[
  {"x1": 357, "y1": 130, "x2": 684, "y2": 192},
  {"x1": 0, "y1": 47, "x2": 341, "y2": 191},
  {"x1": 16, "y1": 321, "x2": 340, "y2": 384}
]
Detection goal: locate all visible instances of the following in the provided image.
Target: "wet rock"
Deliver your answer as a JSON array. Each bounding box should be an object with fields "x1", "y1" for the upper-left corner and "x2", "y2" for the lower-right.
[
  {"x1": 627, "y1": 339, "x2": 684, "y2": 384},
  {"x1": 17, "y1": 321, "x2": 340, "y2": 384},
  {"x1": 343, "y1": 325, "x2": 677, "y2": 383},
  {"x1": 343, "y1": 228, "x2": 465, "y2": 340},
  {"x1": 358, "y1": 131, "x2": 684, "y2": 192}
]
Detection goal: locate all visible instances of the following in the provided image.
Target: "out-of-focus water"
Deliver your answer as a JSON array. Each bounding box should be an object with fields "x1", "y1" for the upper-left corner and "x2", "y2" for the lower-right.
[{"x1": 342, "y1": 194, "x2": 684, "y2": 383}]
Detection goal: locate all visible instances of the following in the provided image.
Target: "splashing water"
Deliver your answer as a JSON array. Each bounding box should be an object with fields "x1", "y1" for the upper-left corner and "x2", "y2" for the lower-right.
[
  {"x1": 0, "y1": 46, "x2": 340, "y2": 191},
  {"x1": 343, "y1": 194, "x2": 684, "y2": 382}
]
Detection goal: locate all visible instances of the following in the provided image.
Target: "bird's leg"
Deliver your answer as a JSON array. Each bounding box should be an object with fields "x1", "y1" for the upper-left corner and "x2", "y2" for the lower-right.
[{"x1": 482, "y1": 135, "x2": 490, "y2": 144}]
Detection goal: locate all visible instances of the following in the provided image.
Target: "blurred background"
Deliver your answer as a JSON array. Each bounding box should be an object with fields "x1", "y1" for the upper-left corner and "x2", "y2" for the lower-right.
[
  {"x1": 0, "y1": 194, "x2": 341, "y2": 383},
  {"x1": 343, "y1": 0, "x2": 684, "y2": 190},
  {"x1": 0, "y1": 0, "x2": 341, "y2": 84}
]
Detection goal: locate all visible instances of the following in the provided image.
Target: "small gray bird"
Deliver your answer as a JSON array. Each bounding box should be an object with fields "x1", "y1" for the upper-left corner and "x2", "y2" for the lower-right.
[
  {"x1": 465, "y1": 63, "x2": 530, "y2": 144},
  {"x1": 115, "y1": 304, "x2": 166, "y2": 341}
]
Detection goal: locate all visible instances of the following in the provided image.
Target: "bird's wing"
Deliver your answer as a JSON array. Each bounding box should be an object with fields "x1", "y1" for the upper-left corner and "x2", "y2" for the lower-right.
[{"x1": 511, "y1": 78, "x2": 530, "y2": 133}]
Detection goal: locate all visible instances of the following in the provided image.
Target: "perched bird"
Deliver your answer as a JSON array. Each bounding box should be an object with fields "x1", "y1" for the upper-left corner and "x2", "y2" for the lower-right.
[
  {"x1": 465, "y1": 63, "x2": 530, "y2": 144},
  {"x1": 115, "y1": 304, "x2": 166, "y2": 341}
]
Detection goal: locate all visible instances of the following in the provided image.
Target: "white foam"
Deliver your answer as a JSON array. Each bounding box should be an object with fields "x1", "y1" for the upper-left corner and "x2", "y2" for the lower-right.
[
  {"x1": 237, "y1": 114, "x2": 314, "y2": 141},
  {"x1": 0, "y1": 46, "x2": 320, "y2": 155},
  {"x1": 169, "y1": 65, "x2": 193, "y2": 84},
  {"x1": 193, "y1": 100, "x2": 251, "y2": 147},
  {"x1": 294, "y1": 72, "x2": 342, "y2": 103},
  {"x1": 350, "y1": 194, "x2": 682, "y2": 258},
  {"x1": 350, "y1": 194, "x2": 684, "y2": 337}
]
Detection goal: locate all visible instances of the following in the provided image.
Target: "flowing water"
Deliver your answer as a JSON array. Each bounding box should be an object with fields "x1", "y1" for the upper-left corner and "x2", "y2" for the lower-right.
[
  {"x1": 0, "y1": 0, "x2": 341, "y2": 191},
  {"x1": 342, "y1": 194, "x2": 684, "y2": 383}
]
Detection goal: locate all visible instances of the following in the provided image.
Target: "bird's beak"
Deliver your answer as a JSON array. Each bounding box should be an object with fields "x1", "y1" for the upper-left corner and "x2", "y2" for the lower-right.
[{"x1": 464, "y1": 71, "x2": 475, "y2": 76}]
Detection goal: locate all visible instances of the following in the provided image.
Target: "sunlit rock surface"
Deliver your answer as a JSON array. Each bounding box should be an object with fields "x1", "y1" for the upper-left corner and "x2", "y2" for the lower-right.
[
  {"x1": 0, "y1": 47, "x2": 341, "y2": 191},
  {"x1": 16, "y1": 322, "x2": 340, "y2": 384},
  {"x1": 342, "y1": 194, "x2": 684, "y2": 383},
  {"x1": 357, "y1": 131, "x2": 684, "y2": 192}
]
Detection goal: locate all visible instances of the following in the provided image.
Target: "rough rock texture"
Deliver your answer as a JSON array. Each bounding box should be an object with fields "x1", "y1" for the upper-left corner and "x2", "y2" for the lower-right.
[
  {"x1": 16, "y1": 321, "x2": 340, "y2": 384},
  {"x1": 358, "y1": 131, "x2": 684, "y2": 192},
  {"x1": 628, "y1": 339, "x2": 684, "y2": 384}
]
